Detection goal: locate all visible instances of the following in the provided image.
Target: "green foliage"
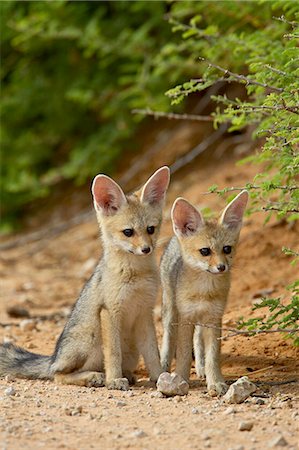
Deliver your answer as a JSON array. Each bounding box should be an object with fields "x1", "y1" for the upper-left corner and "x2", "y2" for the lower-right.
[
  {"x1": 165, "y1": 2, "x2": 299, "y2": 222},
  {"x1": 237, "y1": 281, "x2": 299, "y2": 346},
  {"x1": 1, "y1": 1, "x2": 184, "y2": 228}
]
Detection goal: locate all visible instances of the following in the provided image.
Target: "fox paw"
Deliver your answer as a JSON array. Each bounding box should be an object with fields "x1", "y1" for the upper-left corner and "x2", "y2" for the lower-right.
[
  {"x1": 122, "y1": 371, "x2": 137, "y2": 385},
  {"x1": 106, "y1": 377, "x2": 129, "y2": 391},
  {"x1": 85, "y1": 372, "x2": 105, "y2": 388},
  {"x1": 196, "y1": 366, "x2": 206, "y2": 380},
  {"x1": 207, "y1": 381, "x2": 228, "y2": 397}
]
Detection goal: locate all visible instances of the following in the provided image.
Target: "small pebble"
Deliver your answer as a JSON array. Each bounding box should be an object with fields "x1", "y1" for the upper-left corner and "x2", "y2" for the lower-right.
[
  {"x1": 125, "y1": 391, "x2": 134, "y2": 397},
  {"x1": 254, "y1": 398, "x2": 265, "y2": 405},
  {"x1": 4, "y1": 375, "x2": 14, "y2": 382},
  {"x1": 192, "y1": 407, "x2": 199, "y2": 414},
  {"x1": 223, "y1": 406, "x2": 236, "y2": 415},
  {"x1": 268, "y1": 435, "x2": 288, "y2": 447},
  {"x1": 116, "y1": 400, "x2": 126, "y2": 407},
  {"x1": 239, "y1": 421, "x2": 254, "y2": 431},
  {"x1": 132, "y1": 429, "x2": 147, "y2": 438},
  {"x1": 150, "y1": 391, "x2": 164, "y2": 398},
  {"x1": 173, "y1": 395, "x2": 182, "y2": 403},
  {"x1": 19, "y1": 319, "x2": 36, "y2": 332},
  {"x1": 4, "y1": 387, "x2": 16, "y2": 396}
]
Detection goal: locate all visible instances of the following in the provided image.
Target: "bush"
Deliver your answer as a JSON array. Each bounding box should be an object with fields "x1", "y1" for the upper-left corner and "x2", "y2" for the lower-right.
[{"x1": 1, "y1": 1, "x2": 183, "y2": 229}]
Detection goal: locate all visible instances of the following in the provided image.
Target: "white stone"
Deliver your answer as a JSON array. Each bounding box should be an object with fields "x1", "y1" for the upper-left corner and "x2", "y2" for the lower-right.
[
  {"x1": 4, "y1": 387, "x2": 16, "y2": 396},
  {"x1": 223, "y1": 377, "x2": 256, "y2": 404},
  {"x1": 19, "y1": 319, "x2": 36, "y2": 332},
  {"x1": 269, "y1": 436, "x2": 288, "y2": 447},
  {"x1": 156, "y1": 372, "x2": 189, "y2": 397},
  {"x1": 239, "y1": 421, "x2": 254, "y2": 431}
]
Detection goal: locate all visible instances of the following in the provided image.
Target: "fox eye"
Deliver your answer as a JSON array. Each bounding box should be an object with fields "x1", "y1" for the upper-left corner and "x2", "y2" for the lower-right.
[
  {"x1": 223, "y1": 246, "x2": 232, "y2": 254},
  {"x1": 123, "y1": 229, "x2": 134, "y2": 237},
  {"x1": 200, "y1": 248, "x2": 211, "y2": 257},
  {"x1": 147, "y1": 226, "x2": 155, "y2": 235}
]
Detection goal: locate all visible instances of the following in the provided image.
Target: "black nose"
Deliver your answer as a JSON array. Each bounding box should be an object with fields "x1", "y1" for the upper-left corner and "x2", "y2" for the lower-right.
[
  {"x1": 217, "y1": 264, "x2": 226, "y2": 272},
  {"x1": 142, "y1": 247, "x2": 151, "y2": 254}
]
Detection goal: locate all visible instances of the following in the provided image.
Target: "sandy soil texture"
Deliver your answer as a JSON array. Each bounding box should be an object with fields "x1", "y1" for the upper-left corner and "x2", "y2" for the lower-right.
[{"x1": 0, "y1": 123, "x2": 298, "y2": 450}]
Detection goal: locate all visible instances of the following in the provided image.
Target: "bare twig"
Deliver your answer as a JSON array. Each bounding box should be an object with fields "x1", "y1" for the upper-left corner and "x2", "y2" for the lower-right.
[
  {"x1": 199, "y1": 57, "x2": 284, "y2": 93},
  {"x1": 264, "y1": 65, "x2": 288, "y2": 77},
  {"x1": 172, "y1": 321, "x2": 298, "y2": 340},
  {"x1": 273, "y1": 15, "x2": 298, "y2": 28},
  {"x1": 132, "y1": 108, "x2": 213, "y2": 122},
  {"x1": 262, "y1": 206, "x2": 299, "y2": 213},
  {"x1": 0, "y1": 210, "x2": 94, "y2": 251},
  {"x1": 202, "y1": 185, "x2": 299, "y2": 195},
  {"x1": 170, "y1": 123, "x2": 228, "y2": 174}
]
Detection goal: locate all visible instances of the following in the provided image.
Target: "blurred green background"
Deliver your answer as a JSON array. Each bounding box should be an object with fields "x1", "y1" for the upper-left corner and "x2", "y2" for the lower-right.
[{"x1": 1, "y1": 0, "x2": 297, "y2": 230}]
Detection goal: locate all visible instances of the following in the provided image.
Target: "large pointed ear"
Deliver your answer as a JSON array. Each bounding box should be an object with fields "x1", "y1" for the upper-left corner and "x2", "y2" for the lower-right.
[
  {"x1": 171, "y1": 198, "x2": 204, "y2": 237},
  {"x1": 140, "y1": 166, "x2": 170, "y2": 205},
  {"x1": 91, "y1": 174, "x2": 127, "y2": 216},
  {"x1": 220, "y1": 190, "x2": 248, "y2": 230}
]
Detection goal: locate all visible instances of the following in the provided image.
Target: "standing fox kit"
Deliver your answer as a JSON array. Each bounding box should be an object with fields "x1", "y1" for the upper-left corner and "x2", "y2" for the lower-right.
[
  {"x1": 160, "y1": 191, "x2": 248, "y2": 396},
  {"x1": 0, "y1": 167, "x2": 170, "y2": 390}
]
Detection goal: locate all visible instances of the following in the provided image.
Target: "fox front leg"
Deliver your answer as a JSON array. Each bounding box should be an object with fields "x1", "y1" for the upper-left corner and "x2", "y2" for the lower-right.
[
  {"x1": 135, "y1": 310, "x2": 162, "y2": 382},
  {"x1": 202, "y1": 326, "x2": 227, "y2": 396},
  {"x1": 175, "y1": 321, "x2": 194, "y2": 382},
  {"x1": 193, "y1": 325, "x2": 205, "y2": 379},
  {"x1": 101, "y1": 309, "x2": 129, "y2": 391}
]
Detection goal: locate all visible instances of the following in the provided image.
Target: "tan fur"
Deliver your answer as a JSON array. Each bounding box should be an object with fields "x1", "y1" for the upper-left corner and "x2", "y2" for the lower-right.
[{"x1": 160, "y1": 191, "x2": 248, "y2": 396}]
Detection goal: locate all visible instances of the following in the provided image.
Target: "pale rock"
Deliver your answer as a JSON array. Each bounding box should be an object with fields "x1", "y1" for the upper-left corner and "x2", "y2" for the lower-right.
[
  {"x1": 132, "y1": 429, "x2": 147, "y2": 438},
  {"x1": 239, "y1": 421, "x2": 254, "y2": 431},
  {"x1": 223, "y1": 406, "x2": 236, "y2": 415},
  {"x1": 269, "y1": 435, "x2": 288, "y2": 447},
  {"x1": 156, "y1": 372, "x2": 189, "y2": 397},
  {"x1": 116, "y1": 400, "x2": 126, "y2": 407},
  {"x1": 150, "y1": 391, "x2": 164, "y2": 398},
  {"x1": 223, "y1": 377, "x2": 256, "y2": 404},
  {"x1": 4, "y1": 387, "x2": 16, "y2": 396},
  {"x1": 19, "y1": 319, "x2": 36, "y2": 332}
]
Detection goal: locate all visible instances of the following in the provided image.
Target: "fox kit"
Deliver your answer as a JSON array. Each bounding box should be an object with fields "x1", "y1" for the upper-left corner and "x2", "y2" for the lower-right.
[
  {"x1": 160, "y1": 191, "x2": 248, "y2": 396},
  {"x1": 0, "y1": 167, "x2": 170, "y2": 390}
]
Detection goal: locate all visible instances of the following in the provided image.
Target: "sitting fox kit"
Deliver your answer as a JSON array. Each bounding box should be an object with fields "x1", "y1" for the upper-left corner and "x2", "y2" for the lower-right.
[
  {"x1": 0, "y1": 167, "x2": 170, "y2": 390},
  {"x1": 160, "y1": 191, "x2": 248, "y2": 396}
]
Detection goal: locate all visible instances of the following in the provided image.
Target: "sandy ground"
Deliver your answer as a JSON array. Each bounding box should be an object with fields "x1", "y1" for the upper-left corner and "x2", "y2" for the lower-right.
[{"x1": 0, "y1": 121, "x2": 298, "y2": 450}]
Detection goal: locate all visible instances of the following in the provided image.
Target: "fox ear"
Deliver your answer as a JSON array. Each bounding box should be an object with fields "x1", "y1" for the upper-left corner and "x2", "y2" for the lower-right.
[
  {"x1": 171, "y1": 198, "x2": 204, "y2": 237},
  {"x1": 140, "y1": 166, "x2": 170, "y2": 205},
  {"x1": 92, "y1": 174, "x2": 127, "y2": 215},
  {"x1": 220, "y1": 190, "x2": 248, "y2": 230}
]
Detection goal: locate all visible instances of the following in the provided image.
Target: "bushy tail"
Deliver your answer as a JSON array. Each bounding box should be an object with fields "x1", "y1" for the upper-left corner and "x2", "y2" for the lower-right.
[{"x1": 0, "y1": 343, "x2": 53, "y2": 380}]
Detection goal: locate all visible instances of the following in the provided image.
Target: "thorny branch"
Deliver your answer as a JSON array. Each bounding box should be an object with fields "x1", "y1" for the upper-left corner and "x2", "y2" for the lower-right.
[
  {"x1": 199, "y1": 58, "x2": 284, "y2": 93},
  {"x1": 202, "y1": 185, "x2": 299, "y2": 195},
  {"x1": 132, "y1": 108, "x2": 213, "y2": 122},
  {"x1": 262, "y1": 206, "x2": 299, "y2": 213},
  {"x1": 172, "y1": 321, "x2": 299, "y2": 340}
]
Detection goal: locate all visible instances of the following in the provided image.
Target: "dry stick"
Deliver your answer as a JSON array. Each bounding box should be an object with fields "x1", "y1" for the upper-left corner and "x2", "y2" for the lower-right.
[
  {"x1": 228, "y1": 365, "x2": 275, "y2": 378},
  {"x1": 172, "y1": 321, "x2": 298, "y2": 340},
  {"x1": 201, "y1": 185, "x2": 299, "y2": 194},
  {"x1": 199, "y1": 57, "x2": 284, "y2": 93},
  {"x1": 170, "y1": 123, "x2": 228, "y2": 174},
  {"x1": 262, "y1": 206, "x2": 299, "y2": 213},
  {"x1": 0, "y1": 210, "x2": 94, "y2": 251},
  {"x1": 132, "y1": 108, "x2": 213, "y2": 122}
]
